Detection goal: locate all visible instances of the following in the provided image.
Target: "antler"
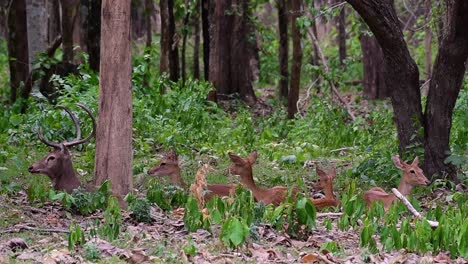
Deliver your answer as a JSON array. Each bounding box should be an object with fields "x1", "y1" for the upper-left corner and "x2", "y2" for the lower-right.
[{"x1": 37, "y1": 103, "x2": 96, "y2": 148}]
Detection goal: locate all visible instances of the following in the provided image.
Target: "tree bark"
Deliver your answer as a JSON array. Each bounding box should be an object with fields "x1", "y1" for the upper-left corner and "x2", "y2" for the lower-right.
[
  {"x1": 181, "y1": 12, "x2": 190, "y2": 82},
  {"x1": 423, "y1": 0, "x2": 468, "y2": 181},
  {"x1": 288, "y1": 0, "x2": 302, "y2": 119},
  {"x1": 360, "y1": 34, "x2": 389, "y2": 99},
  {"x1": 346, "y1": 0, "x2": 424, "y2": 155},
  {"x1": 193, "y1": 0, "x2": 201, "y2": 79},
  {"x1": 131, "y1": 0, "x2": 146, "y2": 39},
  {"x1": 159, "y1": 0, "x2": 169, "y2": 75},
  {"x1": 145, "y1": 0, "x2": 153, "y2": 47},
  {"x1": 209, "y1": 0, "x2": 256, "y2": 103},
  {"x1": 6, "y1": 0, "x2": 29, "y2": 103},
  {"x1": 84, "y1": 0, "x2": 101, "y2": 72},
  {"x1": 26, "y1": 0, "x2": 47, "y2": 79},
  {"x1": 424, "y1": 0, "x2": 432, "y2": 79},
  {"x1": 60, "y1": 0, "x2": 79, "y2": 63},
  {"x1": 337, "y1": 5, "x2": 346, "y2": 66},
  {"x1": 94, "y1": 0, "x2": 133, "y2": 201},
  {"x1": 46, "y1": 0, "x2": 61, "y2": 44},
  {"x1": 201, "y1": 0, "x2": 209, "y2": 80},
  {"x1": 277, "y1": 0, "x2": 288, "y2": 103},
  {"x1": 159, "y1": 0, "x2": 179, "y2": 81}
]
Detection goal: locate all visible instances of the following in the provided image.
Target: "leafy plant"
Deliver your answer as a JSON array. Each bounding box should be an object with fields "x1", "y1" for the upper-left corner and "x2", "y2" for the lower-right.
[
  {"x1": 126, "y1": 193, "x2": 152, "y2": 223},
  {"x1": 68, "y1": 223, "x2": 86, "y2": 250},
  {"x1": 99, "y1": 196, "x2": 122, "y2": 241}
]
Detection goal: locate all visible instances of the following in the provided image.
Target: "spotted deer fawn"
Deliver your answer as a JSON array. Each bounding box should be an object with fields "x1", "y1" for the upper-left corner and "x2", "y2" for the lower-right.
[
  {"x1": 147, "y1": 150, "x2": 235, "y2": 200},
  {"x1": 28, "y1": 104, "x2": 96, "y2": 193},
  {"x1": 364, "y1": 155, "x2": 430, "y2": 210}
]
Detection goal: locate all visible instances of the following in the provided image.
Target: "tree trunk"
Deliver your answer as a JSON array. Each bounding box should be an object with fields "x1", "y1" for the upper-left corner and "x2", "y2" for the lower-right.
[
  {"x1": 277, "y1": 0, "x2": 288, "y2": 103},
  {"x1": 26, "y1": 0, "x2": 47, "y2": 77},
  {"x1": 346, "y1": 0, "x2": 424, "y2": 156},
  {"x1": 424, "y1": 0, "x2": 432, "y2": 79},
  {"x1": 160, "y1": 0, "x2": 179, "y2": 81},
  {"x1": 85, "y1": 0, "x2": 101, "y2": 72},
  {"x1": 337, "y1": 5, "x2": 346, "y2": 66},
  {"x1": 423, "y1": 0, "x2": 468, "y2": 181},
  {"x1": 201, "y1": 0, "x2": 209, "y2": 80},
  {"x1": 181, "y1": 12, "x2": 190, "y2": 82},
  {"x1": 209, "y1": 0, "x2": 256, "y2": 103},
  {"x1": 360, "y1": 34, "x2": 389, "y2": 99},
  {"x1": 131, "y1": 0, "x2": 146, "y2": 39},
  {"x1": 46, "y1": 0, "x2": 61, "y2": 44},
  {"x1": 193, "y1": 0, "x2": 201, "y2": 80},
  {"x1": 287, "y1": 0, "x2": 302, "y2": 119},
  {"x1": 6, "y1": 0, "x2": 29, "y2": 103},
  {"x1": 60, "y1": 0, "x2": 79, "y2": 63},
  {"x1": 145, "y1": 0, "x2": 152, "y2": 47},
  {"x1": 94, "y1": 0, "x2": 133, "y2": 201}
]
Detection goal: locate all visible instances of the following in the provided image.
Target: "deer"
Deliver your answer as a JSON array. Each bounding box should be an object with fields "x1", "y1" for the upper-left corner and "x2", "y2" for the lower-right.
[
  {"x1": 28, "y1": 103, "x2": 96, "y2": 193},
  {"x1": 147, "y1": 149, "x2": 235, "y2": 200},
  {"x1": 228, "y1": 151, "x2": 298, "y2": 205},
  {"x1": 363, "y1": 155, "x2": 430, "y2": 210},
  {"x1": 312, "y1": 167, "x2": 340, "y2": 209}
]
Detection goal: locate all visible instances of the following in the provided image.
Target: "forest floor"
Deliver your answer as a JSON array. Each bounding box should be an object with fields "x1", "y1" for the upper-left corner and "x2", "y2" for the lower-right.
[{"x1": 0, "y1": 172, "x2": 466, "y2": 264}]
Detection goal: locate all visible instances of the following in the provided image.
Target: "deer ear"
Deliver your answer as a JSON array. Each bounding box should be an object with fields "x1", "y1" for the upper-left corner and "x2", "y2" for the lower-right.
[
  {"x1": 247, "y1": 151, "x2": 258, "y2": 164},
  {"x1": 316, "y1": 168, "x2": 327, "y2": 179},
  {"x1": 228, "y1": 153, "x2": 244, "y2": 165},
  {"x1": 392, "y1": 155, "x2": 405, "y2": 169},
  {"x1": 411, "y1": 156, "x2": 419, "y2": 166},
  {"x1": 329, "y1": 167, "x2": 336, "y2": 179}
]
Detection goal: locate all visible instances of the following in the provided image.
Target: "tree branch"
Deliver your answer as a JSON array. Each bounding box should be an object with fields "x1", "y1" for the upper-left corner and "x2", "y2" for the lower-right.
[{"x1": 391, "y1": 188, "x2": 438, "y2": 228}]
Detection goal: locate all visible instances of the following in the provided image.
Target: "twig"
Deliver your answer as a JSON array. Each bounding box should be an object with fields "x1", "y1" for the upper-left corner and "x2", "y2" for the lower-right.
[
  {"x1": 317, "y1": 212, "x2": 343, "y2": 217},
  {"x1": 0, "y1": 224, "x2": 69, "y2": 234},
  {"x1": 391, "y1": 188, "x2": 439, "y2": 228},
  {"x1": 296, "y1": 78, "x2": 318, "y2": 117},
  {"x1": 330, "y1": 146, "x2": 357, "y2": 153},
  {"x1": 305, "y1": 10, "x2": 356, "y2": 121}
]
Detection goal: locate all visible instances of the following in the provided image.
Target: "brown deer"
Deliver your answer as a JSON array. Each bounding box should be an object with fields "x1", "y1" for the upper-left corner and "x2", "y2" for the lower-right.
[
  {"x1": 147, "y1": 150, "x2": 235, "y2": 199},
  {"x1": 28, "y1": 103, "x2": 96, "y2": 193},
  {"x1": 364, "y1": 155, "x2": 430, "y2": 210},
  {"x1": 312, "y1": 167, "x2": 340, "y2": 209},
  {"x1": 228, "y1": 151, "x2": 298, "y2": 205}
]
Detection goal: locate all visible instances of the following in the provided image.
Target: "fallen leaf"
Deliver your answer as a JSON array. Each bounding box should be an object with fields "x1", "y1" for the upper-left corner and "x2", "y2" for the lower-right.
[{"x1": 301, "y1": 253, "x2": 319, "y2": 263}]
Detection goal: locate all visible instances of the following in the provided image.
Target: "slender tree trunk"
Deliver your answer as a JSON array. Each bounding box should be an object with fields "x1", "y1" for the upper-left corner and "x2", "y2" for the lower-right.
[
  {"x1": 360, "y1": 34, "x2": 389, "y2": 99},
  {"x1": 131, "y1": 0, "x2": 146, "y2": 39},
  {"x1": 85, "y1": 0, "x2": 101, "y2": 72},
  {"x1": 338, "y1": 5, "x2": 346, "y2": 66},
  {"x1": 288, "y1": 0, "x2": 302, "y2": 119},
  {"x1": 181, "y1": 12, "x2": 190, "y2": 82},
  {"x1": 424, "y1": 0, "x2": 432, "y2": 79},
  {"x1": 424, "y1": 0, "x2": 468, "y2": 181},
  {"x1": 167, "y1": 0, "x2": 179, "y2": 81},
  {"x1": 145, "y1": 0, "x2": 152, "y2": 47},
  {"x1": 209, "y1": 0, "x2": 256, "y2": 103},
  {"x1": 159, "y1": 0, "x2": 169, "y2": 75},
  {"x1": 277, "y1": 0, "x2": 288, "y2": 103},
  {"x1": 201, "y1": 0, "x2": 209, "y2": 80},
  {"x1": 26, "y1": 0, "x2": 47, "y2": 79},
  {"x1": 7, "y1": 0, "x2": 29, "y2": 103},
  {"x1": 160, "y1": 0, "x2": 178, "y2": 81},
  {"x1": 47, "y1": 0, "x2": 61, "y2": 43},
  {"x1": 346, "y1": 0, "x2": 424, "y2": 155},
  {"x1": 193, "y1": 0, "x2": 201, "y2": 79},
  {"x1": 60, "y1": 0, "x2": 79, "y2": 63},
  {"x1": 94, "y1": 0, "x2": 133, "y2": 201}
]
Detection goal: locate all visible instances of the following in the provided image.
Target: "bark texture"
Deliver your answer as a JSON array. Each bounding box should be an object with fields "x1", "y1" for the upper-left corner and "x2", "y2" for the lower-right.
[
  {"x1": 209, "y1": 0, "x2": 256, "y2": 103},
  {"x1": 360, "y1": 34, "x2": 389, "y2": 99},
  {"x1": 159, "y1": 0, "x2": 179, "y2": 81},
  {"x1": 60, "y1": 0, "x2": 79, "y2": 63},
  {"x1": 337, "y1": 5, "x2": 346, "y2": 66},
  {"x1": 201, "y1": 0, "x2": 209, "y2": 80},
  {"x1": 94, "y1": 0, "x2": 133, "y2": 199},
  {"x1": 287, "y1": 0, "x2": 302, "y2": 119},
  {"x1": 7, "y1": 0, "x2": 29, "y2": 103},
  {"x1": 193, "y1": 0, "x2": 201, "y2": 79},
  {"x1": 423, "y1": 0, "x2": 468, "y2": 180},
  {"x1": 26, "y1": 0, "x2": 47, "y2": 78},
  {"x1": 84, "y1": 0, "x2": 101, "y2": 72},
  {"x1": 277, "y1": 0, "x2": 288, "y2": 102}
]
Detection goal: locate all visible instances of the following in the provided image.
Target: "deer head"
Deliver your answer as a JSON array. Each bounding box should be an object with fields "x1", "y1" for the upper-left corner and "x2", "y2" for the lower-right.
[
  {"x1": 314, "y1": 167, "x2": 336, "y2": 192},
  {"x1": 147, "y1": 149, "x2": 186, "y2": 188},
  {"x1": 392, "y1": 155, "x2": 430, "y2": 195},
  {"x1": 228, "y1": 151, "x2": 257, "y2": 187},
  {"x1": 28, "y1": 103, "x2": 95, "y2": 193}
]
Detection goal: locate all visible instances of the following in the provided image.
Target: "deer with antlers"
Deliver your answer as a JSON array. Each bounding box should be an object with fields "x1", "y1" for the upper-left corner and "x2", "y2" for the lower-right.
[
  {"x1": 28, "y1": 103, "x2": 96, "y2": 193},
  {"x1": 364, "y1": 155, "x2": 430, "y2": 210}
]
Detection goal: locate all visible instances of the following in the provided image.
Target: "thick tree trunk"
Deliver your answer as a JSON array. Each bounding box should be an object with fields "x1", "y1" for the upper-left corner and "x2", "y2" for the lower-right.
[
  {"x1": 424, "y1": 0, "x2": 432, "y2": 79},
  {"x1": 360, "y1": 34, "x2": 389, "y2": 99},
  {"x1": 277, "y1": 0, "x2": 288, "y2": 103},
  {"x1": 94, "y1": 0, "x2": 133, "y2": 201},
  {"x1": 131, "y1": 0, "x2": 146, "y2": 39},
  {"x1": 159, "y1": 0, "x2": 169, "y2": 75},
  {"x1": 209, "y1": 0, "x2": 256, "y2": 103},
  {"x1": 181, "y1": 12, "x2": 190, "y2": 82},
  {"x1": 424, "y1": 0, "x2": 468, "y2": 181},
  {"x1": 193, "y1": 0, "x2": 201, "y2": 80},
  {"x1": 60, "y1": 0, "x2": 79, "y2": 63},
  {"x1": 160, "y1": 0, "x2": 178, "y2": 81},
  {"x1": 26, "y1": 0, "x2": 47, "y2": 79},
  {"x1": 338, "y1": 5, "x2": 346, "y2": 66},
  {"x1": 167, "y1": 0, "x2": 179, "y2": 81},
  {"x1": 346, "y1": 0, "x2": 424, "y2": 156},
  {"x1": 46, "y1": 0, "x2": 61, "y2": 43},
  {"x1": 201, "y1": 0, "x2": 209, "y2": 80},
  {"x1": 145, "y1": 0, "x2": 152, "y2": 47},
  {"x1": 84, "y1": 0, "x2": 101, "y2": 72},
  {"x1": 6, "y1": 0, "x2": 29, "y2": 103},
  {"x1": 287, "y1": 0, "x2": 302, "y2": 119}
]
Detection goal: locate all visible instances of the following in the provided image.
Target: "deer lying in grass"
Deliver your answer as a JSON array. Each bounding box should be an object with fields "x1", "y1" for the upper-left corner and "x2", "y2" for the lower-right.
[
  {"x1": 228, "y1": 151, "x2": 298, "y2": 205},
  {"x1": 147, "y1": 150, "x2": 234, "y2": 200},
  {"x1": 28, "y1": 104, "x2": 96, "y2": 193},
  {"x1": 312, "y1": 167, "x2": 340, "y2": 209},
  {"x1": 228, "y1": 151, "x2": 339, "y2": 208},
  {"x1": 364, "y1": 155, "x2": 430, "y2": 210}
]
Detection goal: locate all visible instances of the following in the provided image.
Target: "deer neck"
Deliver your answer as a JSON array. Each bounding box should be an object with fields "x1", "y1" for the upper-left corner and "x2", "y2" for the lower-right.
[
  {"x1": 240, "y1": 169, "x2": 261, "y2": 193},
  {"x1": 54, "y1": 159, "x2": 80, "y2": 192},
  {"x1": 397, "y1": 175, "x2": 413, "y2": 196},
  {"x1": 170, "y1": 167, "x2": 186, "y2": 188},
  {"x1": 323, "y1": 184, "x2": 335, "y2": 200}
]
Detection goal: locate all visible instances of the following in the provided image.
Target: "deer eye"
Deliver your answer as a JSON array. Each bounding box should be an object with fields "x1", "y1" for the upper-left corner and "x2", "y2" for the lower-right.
[
  {"x1": 47, "y1": 156, "x2": 56, "y2": 162},
  {"x1": 160, "y1": 162, "x2": 166, "y2": 166},
  {"x1": 410, "y1": 169, "x2": 415, "y2": 174}
]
